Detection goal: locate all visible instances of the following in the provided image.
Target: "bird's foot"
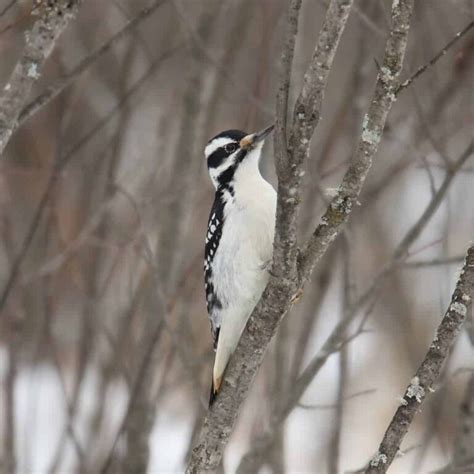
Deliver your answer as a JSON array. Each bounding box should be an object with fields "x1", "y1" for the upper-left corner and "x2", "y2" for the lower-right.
[{"x1": 290, "y1": 288, "x2": 304, "y2": 304}]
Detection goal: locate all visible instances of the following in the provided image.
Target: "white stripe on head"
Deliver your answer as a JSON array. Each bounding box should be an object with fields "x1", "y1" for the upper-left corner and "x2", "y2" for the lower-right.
[{"x1": 204, "y1": 137, "x2": 235, "y2": 158}]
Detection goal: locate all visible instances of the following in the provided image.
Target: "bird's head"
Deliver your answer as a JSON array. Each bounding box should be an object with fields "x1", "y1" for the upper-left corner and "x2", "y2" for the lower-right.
[{"x1": 204, "y1": 124, "x2": 274, "y2": 189}]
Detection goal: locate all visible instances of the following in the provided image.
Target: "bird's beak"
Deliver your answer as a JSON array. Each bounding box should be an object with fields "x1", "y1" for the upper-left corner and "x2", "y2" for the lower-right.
[{"x1": 239, "y1": 124, "x2": 274, "y2": 150}]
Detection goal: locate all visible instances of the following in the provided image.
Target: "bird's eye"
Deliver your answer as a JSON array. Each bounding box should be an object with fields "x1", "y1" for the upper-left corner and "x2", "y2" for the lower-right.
[{"x1": 224, "y1": 143, "x2": 237, "y2": 154}]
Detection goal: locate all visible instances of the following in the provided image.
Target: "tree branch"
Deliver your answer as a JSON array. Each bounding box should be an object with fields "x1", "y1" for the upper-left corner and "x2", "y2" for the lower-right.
[
  {"x1": 0, "y1": 0, "x2": 82, "y2": 157},
  {"x1": 0, "y1": 46, "x2": 177, "y2": 315},
  {"x1": 186, "y1": 1, "x2": 416, "y2": 472},
  {"x1": 186, "y1": 0, "x2": 354, "y2": 471},
  {"x1": 285, "y1": 142, "x2": 472, "y2": 406},
  {"x1": 17, "y1": 0, "x2": 169, "y2": 128},
  {"x1": 396, "y1": 21, "x2": 474, "y2": 94},
  {"x1": 272, "y1": 0, "x2": 301, "y2": 283},
  {"x1": 448, "y1": 373, "x2": 474, "y2": 472},
  {"x1": 0, "y1": 0, "x2": 16, "y2": 19},
  {"x1": 282, "y1": 143, "x2": 470, "y2": 412},
  {"x1": 365, "y1": 242, "x2": 474, "y2": 473},
  {"x1": 402, "y1": 255, "x2": 465, "y2": 269},
  {"x1": 298, "y1": 0, "x2": 415, "y2": 284},
  {"x1": 274, "y1": 0, "x2": 353, "y2": 282}
]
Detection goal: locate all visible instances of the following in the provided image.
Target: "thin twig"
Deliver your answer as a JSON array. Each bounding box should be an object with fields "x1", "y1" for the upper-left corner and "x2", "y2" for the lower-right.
[
  {"x1": 0, "y1": 46, "x2": 178, "y2": 316},
  {"x1": 328, "y1": 237, "x2": 353, "y2": 474},
  {"x1": 402, "y1": 256, "x2": 465, "y2": 269},
  {"x1": 0, "y1": 0, "x2": 16, "y2": 19},
  {"x1": 449, "y1": 373, "x2": 474, "y2": 470},
  {"x1": 0, "y1": 2, "x2": 39, "y2": 36},
  {"x1": 99, "y1": 319, "x2": 165, "y2": 474},
  {"x1": 397, "y1": 21, "x2": 474, "y2": 94},
  {"x1": 17, "y1": 0, "x2": 169, "y2": 127},
  {"x1": 297, "y1": 389, "x2": 377, "y2": 410}
]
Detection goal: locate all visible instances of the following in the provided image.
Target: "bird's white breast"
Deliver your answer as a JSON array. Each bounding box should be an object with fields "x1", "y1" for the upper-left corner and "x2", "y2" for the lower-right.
[
  {"x1": 213, "y1": 157, "x2": 276, "y2": 310},
  {"x1": 209, "y1": 142, "x2": 277, "y2": 387}
]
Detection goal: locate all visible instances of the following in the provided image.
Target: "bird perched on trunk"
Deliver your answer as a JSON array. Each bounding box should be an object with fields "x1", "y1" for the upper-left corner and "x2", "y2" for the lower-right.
[{"x1": 203, "y1": 124, "x2": 276, "y2": 405}]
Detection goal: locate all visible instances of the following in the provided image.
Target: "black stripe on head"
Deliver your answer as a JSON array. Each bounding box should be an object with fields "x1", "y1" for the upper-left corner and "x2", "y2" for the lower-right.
[
  {"x1": 207, "y1": 147, "x2": 227, "y2": 168},
  {"x1": 216, "y1": 149, "x2": 247, "y2": 188},
  {"x1": 206, "y1": 129, "x2": 248, "y2": 169},
  {"x1": 217, "y1": 164, "x2": 236, "y2": 187}
]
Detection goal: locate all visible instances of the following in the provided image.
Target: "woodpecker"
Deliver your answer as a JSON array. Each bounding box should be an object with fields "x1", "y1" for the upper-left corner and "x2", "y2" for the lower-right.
[{"x1": 203, "y1": 124, "x2": 276, "y2": 405}]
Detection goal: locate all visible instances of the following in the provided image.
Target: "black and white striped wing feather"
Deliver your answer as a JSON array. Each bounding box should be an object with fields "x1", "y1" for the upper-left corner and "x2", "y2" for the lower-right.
[{"x1": 204, "y1": 198, "x2": 224, "y2": 349}]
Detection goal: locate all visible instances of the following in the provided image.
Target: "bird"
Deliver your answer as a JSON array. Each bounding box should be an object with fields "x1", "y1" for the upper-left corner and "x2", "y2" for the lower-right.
[{"x1": 203, "y1": 124, "x2": 276, "y2": 405}]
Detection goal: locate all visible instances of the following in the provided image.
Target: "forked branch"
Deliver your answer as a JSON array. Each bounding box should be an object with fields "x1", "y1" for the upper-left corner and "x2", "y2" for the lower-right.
[{"x1": 186, "y1": 0, "x2": 415, "y2": 472}]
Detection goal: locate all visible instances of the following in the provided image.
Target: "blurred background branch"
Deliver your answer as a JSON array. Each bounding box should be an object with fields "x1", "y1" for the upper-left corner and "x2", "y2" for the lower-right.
[
  {"x1": 0, "y1": 0, "x2": 472, "y2": 473},
  {"x1": 0, "y1": 0, "x2": 82, "y2": 156}
]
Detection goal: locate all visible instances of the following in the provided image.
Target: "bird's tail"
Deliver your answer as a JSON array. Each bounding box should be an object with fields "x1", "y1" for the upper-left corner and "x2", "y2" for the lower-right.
[
  {"x1": 209, "y1": 310, "x2": 249, "y2": 406},
  {"x1": 209, "y1": 379, "x2": 217, "y2": 406}
]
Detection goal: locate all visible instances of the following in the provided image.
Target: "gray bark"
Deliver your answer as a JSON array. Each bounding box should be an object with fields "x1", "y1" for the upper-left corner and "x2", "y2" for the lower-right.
[
  {"x1": 365, "y1": 243, "x2": 474, "y2": 473},
  {"x1": 186, "y1": 0, "x2": 415, "y2": 472},
  {"x1": 0, "y1": 1, "x2": 82, "y2": 157}
]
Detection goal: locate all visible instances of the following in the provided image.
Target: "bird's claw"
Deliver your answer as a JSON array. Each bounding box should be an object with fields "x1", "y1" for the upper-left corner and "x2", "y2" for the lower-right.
[{"x1": 290, "y1": 288, "x2": 303, "y2": 304}]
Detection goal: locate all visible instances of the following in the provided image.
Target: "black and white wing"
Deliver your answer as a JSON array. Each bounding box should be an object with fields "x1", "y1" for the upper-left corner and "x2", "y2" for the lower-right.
[{"x1": 204, "y1": 197, "x2": 224, "y2": 349}]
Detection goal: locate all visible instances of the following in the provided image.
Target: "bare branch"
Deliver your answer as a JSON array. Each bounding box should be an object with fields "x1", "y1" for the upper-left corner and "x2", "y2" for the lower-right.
[
  {"x1": 1, "y1": 318, "x2": 19, "y2": 472},
  {"x1": 188, "y1": 0, "x2": 351, "y2": 472},
  {"x1": 0, "y1": 0, "x2": 82, "y2": 157},
  {"x1": 186, "y1": 1, "x2": 416, "y2": 472},
  {"x1": 274, "y1": 0, "x2": 302, "y2": 175},
  {"x1": 297, "y1": 389, "x2": 377, "y2": 410},
  {"x1": 328, "y1": 238, "x2": 352, "y2": 474},
  {"x1": 99, "y1": 319, "x2": 165, "y2": 474},
  {"x1": 17, "y1": 0, "x2": 170, "y2": 127},
  {"x1": 449, "y1": 373, "x2": 474, "y2": 471},
  {"x1": 298, "y1": 0, "x2": 415, "y2": 283},
  {"x1": 186, "y1": 1, "x2": 355, "y2": 471},
  {"x1": 0, "y1": 46, "x2": 177, "y2": 315},
  {"x1": 0, "y1": 2, "x2": 38, "y2": 36},
  {"x1": 365, "y1": 243, "x2": 474, "y2": 473},
  {"x1": 273, "y1": 0, "x2": 302, "y2": 280},
  {"x1": 278, "y1": 141, "x2": 472, "y2": 418},
  {"x1": 0, "y1": 0, "x2": 16, "y2": 19},
  {"x1": 221, "y1": 61, "x2": 470, "y2": 474},
  {"x1": 344, "y1": 143, "x2": 473, "y2": 320},
  {"x1": 283, "y1": 145, "x2": 472, "y2": 411},
  {"x1": 402, "y1": 256, "x2": 465, "y2": 269},
  {"x1": 1, "y1": 1, "x2": 471, "y2": 471},
  {"x1": 397, "y1": 21, "x2": 474, "y2": 95},
  {"x1": 274, "y1": 0, "x2": 353, "y2": 281}
]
